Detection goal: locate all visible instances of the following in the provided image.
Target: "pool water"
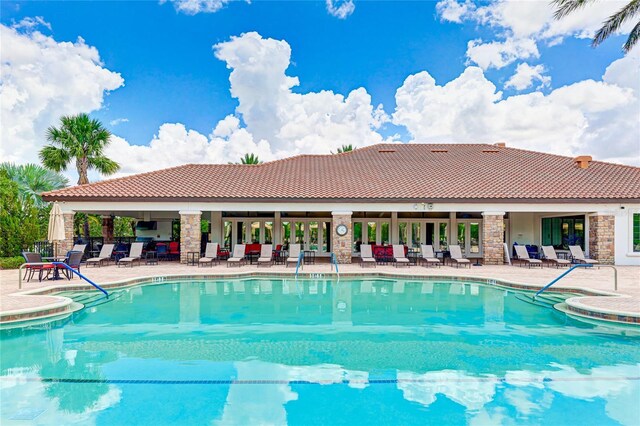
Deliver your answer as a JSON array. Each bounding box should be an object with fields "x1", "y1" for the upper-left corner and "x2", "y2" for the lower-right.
[{"x1": 1, "y1": 279, "x2": 639, "y2": 425}]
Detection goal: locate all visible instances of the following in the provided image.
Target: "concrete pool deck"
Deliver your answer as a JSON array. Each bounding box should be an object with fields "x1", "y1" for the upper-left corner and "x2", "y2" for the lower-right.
[{"x1": 1, "y1": 261, "x2": 639, "y2": 325}]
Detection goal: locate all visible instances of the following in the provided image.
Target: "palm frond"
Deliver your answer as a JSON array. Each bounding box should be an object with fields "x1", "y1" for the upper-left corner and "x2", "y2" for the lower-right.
[
  {"x1": 89, "y1": 155, "x2": 120, "y2": 175},
  {"x1": 623, "y1": 19, "x2": 640, "y2": 52},
  {"x1": 39, "y1": 145, "x2": 71, "y2": 172},
  {"x1": 592, "y1": 0, "x2": 640, "y2": 46},
  {"x1": 552, "y1": 0, "x2": 596, "y2": 19}
]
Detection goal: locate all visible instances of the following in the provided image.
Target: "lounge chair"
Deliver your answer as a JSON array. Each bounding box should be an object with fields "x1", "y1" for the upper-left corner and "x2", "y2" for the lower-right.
[
  {"x1": 227, "y1": 244, "x2": 246, "y2": 267},
  {"x1": 198, "y1": 242, "x2": 219, "y2": 267},
  {"x1": 569, "y1": 245, "x2": 599, "y2": 265},
  {"x1": 449, "y1": 245, "x2": 471, "y2": 268},
  {"x1": 514, "y1": 245, "x2": 543, "y2": 268},
  {"x1": 86, "y1": 244, "x2": 115, "y2": 267},
  {"x1": 360, "y1": 244, "x2": 376, "y2": 267},
  {"x1": 420, "y1": 245, "x2": 441, "y2": 267},
  {"x1": 392, "y1": 245, "x2": 410, "y2": 267},
  {"x1": 117, "y1": 242, "x2": 143, "y2": 267},
  {"x1": 257, "y1": 244, "x2": 273, "y2": 267},
  {"x1": 541, "y1": 246, "x2": 571, "y2": 268},
  {"x1": 286, "y1": 244, "x2": 301, "y2": 267},
  {"x1": 71, "y1": 244, "x2": 87, "y2": 259}
]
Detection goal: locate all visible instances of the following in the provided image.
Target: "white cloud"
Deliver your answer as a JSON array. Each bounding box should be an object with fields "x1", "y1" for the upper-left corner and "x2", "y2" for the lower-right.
[
  {"x1": 505, "y1": 63, "x2": 550, "y2": 90},
  {"x1": 326, "y1": 0, "x2": 355, "y2": 19},
  {"x1": 0, "y1": 24, "x2": 124, "y2": 166},
  {"x1": 109, "y1": 118, "x2": 129, "y2": 126},
  {"x1": 436, "y1": 0, "x2": 473, "y2": 24},
  {"x1": 11, "y1": 16, "x2": 51, "y2": 31},
  {"x1": 161, "y1": 0, "x2": 231, "y2": 15},
  {"x1": 466, "y1": 37, "x2": 539, "y2": 70},
  {"x1": 393, "y1": 57, "x2": 639, "y2": 165}
]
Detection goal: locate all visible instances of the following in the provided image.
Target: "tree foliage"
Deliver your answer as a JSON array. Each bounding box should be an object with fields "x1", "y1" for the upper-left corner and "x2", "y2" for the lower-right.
[
  {"x1": 0, "y1": 170, "x2": 39, "y2": 257},
  {"x1": 238, "y1": 153, "x2": 262, "y2": 164},
  {"x1": 332, "y1": 144, "x2": 355, "y2": 154},
  {"x1": 0, "y1": 163, "x2": 68, "y2": 209}
]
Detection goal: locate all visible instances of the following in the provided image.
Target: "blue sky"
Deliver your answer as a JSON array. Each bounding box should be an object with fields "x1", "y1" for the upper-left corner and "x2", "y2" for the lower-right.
[{"x1": 1, "y1": 0, "x2": 638, "y2": 176}]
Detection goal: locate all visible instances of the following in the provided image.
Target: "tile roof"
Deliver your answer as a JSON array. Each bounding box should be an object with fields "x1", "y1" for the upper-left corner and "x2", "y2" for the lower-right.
[{"x1": 42, "y1": 144, "x2": 640, "y2": 203}]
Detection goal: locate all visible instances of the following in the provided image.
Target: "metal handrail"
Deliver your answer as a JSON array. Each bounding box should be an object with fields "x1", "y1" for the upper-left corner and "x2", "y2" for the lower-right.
[
  {"x1": 294, "y1": 251, "x2": 304, "y2": 280},
  {"x1": 18, "y1": 262, "x2": 109, "y2": 298},
  {"x1": 330, "y1": 253, "x2": 339, "y2": 276},
  {"x1": 534, "y1": 264, "x2": 592, "y2": 299}
]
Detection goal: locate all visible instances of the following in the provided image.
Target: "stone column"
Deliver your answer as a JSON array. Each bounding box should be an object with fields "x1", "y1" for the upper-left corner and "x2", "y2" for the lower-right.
[
  {"x1": 331, "y1": 211, "x2": 352, "y2": 264},
  {"x1": 101, "y1": 216, "x2": 114, "y2": 243},
  {"x1": 59, "y1": 212, "x2": 76, "y2": 256},
  {"x1": 588, "y1": 213, "x2": 615, "y2": 264},
  {"x1": 482, "y1": 212, "x2": 505, "y2": 265},
  {"x1": 179, "y1": 210, "x2": 202, "y2": 264}
]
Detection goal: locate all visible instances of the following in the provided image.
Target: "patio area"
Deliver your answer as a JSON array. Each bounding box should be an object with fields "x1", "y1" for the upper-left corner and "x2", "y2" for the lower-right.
[{"x1": 2, "y1": 261, "x2": 639, "y2": 324}]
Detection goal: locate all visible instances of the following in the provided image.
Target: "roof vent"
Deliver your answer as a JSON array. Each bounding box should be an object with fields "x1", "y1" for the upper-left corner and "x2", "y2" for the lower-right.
[
  {"x1": 431, "y1": 149, "x2": 448, "y2": 153},
  {"x1": 494, "y1": 142, "x2": 506, "y2": 148},
  {"x1": 378, "y1": 149, "x2": 396, "y2": 153},
  {"x1": 574, "y1": 155, "x2": 592, "y2": 169},
  {"x1": 482, "y1": 149, "x2": 500, "y2": 153}
]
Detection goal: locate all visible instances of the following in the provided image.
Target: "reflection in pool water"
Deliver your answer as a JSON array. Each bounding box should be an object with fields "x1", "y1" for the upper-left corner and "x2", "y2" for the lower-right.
[{"x1": 1, "y1": 279, "x2": 638, "y2": 425}]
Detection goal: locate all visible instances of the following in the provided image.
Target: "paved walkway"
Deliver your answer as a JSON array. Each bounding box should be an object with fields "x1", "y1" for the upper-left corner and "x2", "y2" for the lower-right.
[{"x1": 2, "y1": 261, "x2": 639, "y2": 323}]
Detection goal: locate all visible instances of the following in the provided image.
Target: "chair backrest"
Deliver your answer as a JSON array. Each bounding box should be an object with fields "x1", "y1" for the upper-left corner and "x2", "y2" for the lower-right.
[
  {"x1": 541, "y1": 246, "x2": 557, "y2": 260},
  {"x1": 99, "y1": 244, "x2": 115, "y2": 258},
  {"x1": 169, "y1": 242, "x2": 179, "y2": 253},
  {"x1": 232, "y1": 244, "x2": 245, "y2": 258},
  {"x1": 156, "y1": 244, "x2": 168, "y2": 254},
  {"x1": 569, "y1": 245, "x2": 585, "y2": 260},
  {"x1": 449, "y1": 245, "x2": 464, "y2": 259},
  {"x1": 205, "y1": 242, "x2": 219, "y2": 258},
  {"x1": 515, "y1": 245, "x2": 531, "y2": 259},
  {"x1": 72, "y1": 244, "x2": 87, "y2": 253},
  {"x1": 421, "y1": 245, "x2": 435, "y2": 259},
  {"x1": 66, "y1": 251, "x2": 84, "y2": 268},
  {"x1": 289, "y1": 243, "x2": 301, "y2": 258},
  {"x1": 392, "y1": 245, "x2": 405, "y2": 259},
  {"x1": 275, "y1": 244, "x2": 282, "y2": 251},
  {"x1": 260, "y1": 244, "x2": 273, "y2": 257},
  {"x1": 360, "y1": 244, "x2": 373, "y2": 258},
  {"x1": 129, "y1": 242, "x2": 144, "y2": 258},
  {"x1": 22, "y1": 252, "x2": 42, "y2": 263}
]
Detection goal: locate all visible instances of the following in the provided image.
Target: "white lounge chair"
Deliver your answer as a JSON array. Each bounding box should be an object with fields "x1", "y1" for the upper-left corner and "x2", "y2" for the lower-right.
[
  {"x1": 257, "y1": 244, "x2": 273, "y2": 267},
  {"x1": 117, "y1": 242, "x2": 143, "y2": 267},
  {"x1": 420, "y1": 244, "x2": 441, "y2": 267},
  {"x1": 286, "y1": 244, "x2": 301, "y2": 267},
  {"x1": 86, "y1": 243, "x2": 114, "y2": 267},
  {"x1": 569, "y1": 245, "x2": 599, "y2": 265},
  {"x1": 541, "y1": 246, "x2": 571, "y2": 268},
  {"x1": 514, "y1": 245, "x2": 543, "y2": 268},
  {"x1": 227, "y1": 244, "x2": 246, "y2": 267},
  {"x1": 360, "y1": 244, "x2": 376, "y2": 267},
  {"x1": 392, "y1": 245, "x2": 410, "y2": 267},
  {"x1": 199, "y1": 242, "x2": 219, "y2": 267},
  {"x1": 449, "y1": 245, "x2": 471, "y2": 268}
]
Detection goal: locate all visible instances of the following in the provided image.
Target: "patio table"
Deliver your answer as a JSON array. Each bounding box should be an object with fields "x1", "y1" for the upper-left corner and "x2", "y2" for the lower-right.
[{"x1": 42, "y1": 256, "x2": 67, "y2": 280}]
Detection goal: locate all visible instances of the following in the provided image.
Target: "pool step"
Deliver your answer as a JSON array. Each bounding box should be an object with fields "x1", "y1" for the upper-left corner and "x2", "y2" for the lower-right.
[
  {"x1": 515, "y1": 293, "x2": 567, "y2": 309},
  {"x1": 57, "y1": 291, "x2": 118, "y2": 308}
]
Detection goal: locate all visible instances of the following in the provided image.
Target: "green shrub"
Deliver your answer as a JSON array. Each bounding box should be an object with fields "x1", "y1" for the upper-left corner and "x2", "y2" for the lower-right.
[{"x1": 0, "y1": 256, "x2": 25, "y2": 269}]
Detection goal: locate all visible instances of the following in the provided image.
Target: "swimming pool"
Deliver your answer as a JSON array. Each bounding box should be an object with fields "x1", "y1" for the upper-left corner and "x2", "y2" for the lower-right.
[{"x1": 1, "y1": 278, "x2": 638, "y2": 425}]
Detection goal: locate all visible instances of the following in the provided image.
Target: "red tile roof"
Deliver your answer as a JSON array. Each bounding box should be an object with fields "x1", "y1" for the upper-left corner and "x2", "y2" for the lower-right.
[{"x1": 42, "y1": 144, "x2": 640, "y2": 203}]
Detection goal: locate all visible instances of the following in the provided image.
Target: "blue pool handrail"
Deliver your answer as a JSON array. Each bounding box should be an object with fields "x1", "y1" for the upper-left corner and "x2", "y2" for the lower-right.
[
  {"x1": 534, "y1": 264, "x2": 592, "y2": 299},
  {"x1": 330, "y1": 253, "x2": 339, "y2": 277},
  {"x1": 294, "y1": 251, "x2": 305, "y2": 280},
  {"x1": 53, "y1": 262, "x2": 109, "y2": 298}
]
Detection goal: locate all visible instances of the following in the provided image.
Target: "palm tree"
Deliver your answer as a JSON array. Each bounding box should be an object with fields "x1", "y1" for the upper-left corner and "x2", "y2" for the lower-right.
[
  {"x1": 40, "y1": 113, "x2": 120, "y2": 237},
  {"x1": 553, "y1": 0, "x2": 640, "y2": 53},
  {"x1": 239, "y1": 153, "x2": 261, "y2": 164},
  {"x1": 40, "y1": 113, "x2": 120, "y2": 185},
  {"x1": 332, "y1": 144, "x2": 355, "y2": 154},
  {"x1": 0, "y1": 163, "x2": 68, "y2": 209}
]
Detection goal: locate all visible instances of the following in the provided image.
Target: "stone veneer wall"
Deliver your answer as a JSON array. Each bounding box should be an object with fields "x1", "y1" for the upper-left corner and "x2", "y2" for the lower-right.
[
  {"x1": 482, "y1": 214, "x2": 504, "y2": 265},
  {"x1": 102, "y1": 216, "x2": 114, "y2": 243},
  {"x1": 331, "y1": 213, "x2": 352, "y2": 264},
  {"x1": 59, "y1": 212, "x2": 75, "y2": 256},
  {"x1": 180, "y1": 211, "x2": 202, "y2": 264},
  {"x1": 589, "y1": 214, "x2": 615, "y2": 264}
]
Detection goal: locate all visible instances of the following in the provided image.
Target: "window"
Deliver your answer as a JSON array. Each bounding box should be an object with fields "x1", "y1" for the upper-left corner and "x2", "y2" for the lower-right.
[
  {"x1": 250, "y1": 221, "x2": 260, "y2": 243},
  {"x1": 368, "y1": 222, "x2": 377, "y2": 244},
  {"x1": 223, "y1": 221, "x2": 232, "y2": 249},
  {"x1": 323, "y1": 222, "x2": 331, "y2": 253},
  {"x1": 264, "y1": 222, "x2": 273, "y2": 244},
  {"x1": 411, "y1": 223, "x2": 421, "y2": 247},
  {"x1": 634, "y1": 213, "x2": 640, "y2": 252},
  {"x1": 309, "y1": 221, "x2": 318, "y2": 251},
  {"x1": 236, "y1": 222, "x2": 246, "y2": 244},
  {"x1": 469, "y1": 222, "x2": 480, "y2": 253},
  {"x1": 295, "y1": 222, "x2": 305, "y2": 244},
  {"x1": 439, "y1": 223, "x2": 448, "y2": 249},
  {"x1": 353, "y1": 222, "x2": 362, "y2": 252},
  {"x1": 381, "y1": 222, "x2": 390, "y2": 244},
  {"x1": 282, "y1": 222, "x2": 291, "y2": 245},
  {"x1": 542, "y1": 216, "x2": 585, "y2": 249},
  {"x1": 398, "y1": 222, "x2": 407, "y2": 245}
]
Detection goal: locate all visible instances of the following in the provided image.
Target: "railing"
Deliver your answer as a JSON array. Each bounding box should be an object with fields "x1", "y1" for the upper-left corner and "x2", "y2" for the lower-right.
[
  {"x1": 534, "y1": 264, "x2": 591, "y2": 299},
  {"x1": 18, "y1": 262, "x2": 109, "y2": 299},
  {"x1": 330, "y1": 253, "x2": 340, "y2": 277}
]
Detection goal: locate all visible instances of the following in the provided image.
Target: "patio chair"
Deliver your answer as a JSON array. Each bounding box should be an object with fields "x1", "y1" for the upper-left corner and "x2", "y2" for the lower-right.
[
  {"x1": 71, "y1": 244, "x2": 87, "y2": 260},
  {"x1": 199, "y1": 242, "x2": 219, "y2": 267},
  {"x1": 168, "y1": 241, "x2": 180, "y2": 261},
  {"x1": 286, "y1": 244, "x2": 301, "y2": 267},
  {"x1": 117, "y1": 242, "x2": 144, "y2": 267},
  {"x1": 63, "y1": 251, "x2": 84, "y2": 279},
  {"x1": 21, "y1": 252, "x2": 55, "y2": 282},
  {"x1": 514, "y1": 245, "x2": 543, "y2": 268},
  {"x1": 420, "y1": 245, "x2": 442, "y2": 267},
  {"x1": 257, "y1": 244, "x2": 273, "y2": 267},
  {"x1": 86, "y1": 244, "x2": 115, "y2": 267},
  {"x1": 449, "y1": 245, "x2": 471, "y2": 268},
  {"x1": 156, "y1": 243, "x2": 169, "y2": 261},
  {"x1": 359, "y1": 244, "x2": 376, "y2": 268},
  {"x1": 227, "y1": 244, "x2": 246, "y2": 267},
  {"x1": 541, "y1": 246, "x2": 571, "y2": 268},
  {"x1": 569, "y1": 245, "x2": 599, "y2": 265},
  {"x1": 392, "y1": 244, "x2": 410, "y2": 267}
]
